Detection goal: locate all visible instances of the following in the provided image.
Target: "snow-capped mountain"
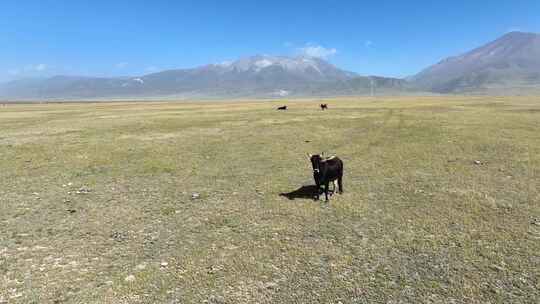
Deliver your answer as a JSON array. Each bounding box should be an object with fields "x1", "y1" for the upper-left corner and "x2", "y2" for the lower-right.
[
  {"x1": 212, "y1": 55, "x2": 356, "y2": 80},
  {"x1": 0, "y1": 55, "x2": 403, "y2": 99}
]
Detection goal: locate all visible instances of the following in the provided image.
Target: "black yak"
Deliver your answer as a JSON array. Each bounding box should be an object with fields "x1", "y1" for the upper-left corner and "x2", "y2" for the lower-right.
[{"x1": 308, "y1": 153, "x2": 344, "y2": 201}]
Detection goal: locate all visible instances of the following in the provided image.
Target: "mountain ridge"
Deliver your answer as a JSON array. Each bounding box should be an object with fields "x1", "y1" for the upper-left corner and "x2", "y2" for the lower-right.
[
  {"x1": 412, "y1": 31, "x2": 540, "y2": 93},
  {"x1": 0, "y1": 55, "x2": 404, "y2": 99}
]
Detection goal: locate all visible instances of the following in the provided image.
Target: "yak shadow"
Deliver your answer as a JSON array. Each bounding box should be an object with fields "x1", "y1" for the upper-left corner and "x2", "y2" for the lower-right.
[{"x1": 279, "y1": 185, "x2": 336, "y2": 201}]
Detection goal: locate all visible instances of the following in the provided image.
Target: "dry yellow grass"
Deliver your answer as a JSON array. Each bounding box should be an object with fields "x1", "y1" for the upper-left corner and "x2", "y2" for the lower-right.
[{"x1": 0, "y1": 96, "x2": 539, "y2": 303}]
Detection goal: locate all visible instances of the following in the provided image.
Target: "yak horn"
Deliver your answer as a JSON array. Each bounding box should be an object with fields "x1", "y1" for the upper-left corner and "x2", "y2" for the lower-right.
[{"x1": 321, "y1": 155, "x2": 336, "y2": 162}]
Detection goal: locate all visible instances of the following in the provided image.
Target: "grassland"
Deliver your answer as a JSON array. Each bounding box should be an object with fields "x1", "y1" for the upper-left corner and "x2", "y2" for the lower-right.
[{"x1": 1, "y1": 96, "x2": 539, "y2": 303}]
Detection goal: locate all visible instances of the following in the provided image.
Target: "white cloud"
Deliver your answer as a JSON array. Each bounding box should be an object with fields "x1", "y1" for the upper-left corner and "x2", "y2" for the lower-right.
[
  {"x1": 23, "y1": 64, "x2": 48, "y2": 72},
  {"x1": 115, "y1": 62, "x2": 129, "y2": 69},
  {"x1": 298, "y1": 44, "x2": 337, "y2": 59},
  {"x1": 145, "y1": 66, "x2": 158, "y2": 72},
  {"x1": 364, "y1": 40, "x2": 373, "y2": 47},
  {"x1": 4, "y1": 64, "x2": 49, "y2": 81},
  {"x1": 36, "y1": 63, "x2": 47, "y2": 71}
]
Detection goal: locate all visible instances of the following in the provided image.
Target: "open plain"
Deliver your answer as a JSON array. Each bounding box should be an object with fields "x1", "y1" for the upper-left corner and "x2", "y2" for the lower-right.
[{"x1": 1, "y1": 96, "x2": 539, "y2": 303}]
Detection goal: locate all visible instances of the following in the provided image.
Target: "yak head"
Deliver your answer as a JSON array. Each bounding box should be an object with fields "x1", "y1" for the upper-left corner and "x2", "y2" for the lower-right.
[
  {"x1": 308, "y1": 153, "x2": 323, "y2": 174},
  {"x1": 308, "y1": 152, "x2": 336, "y2": 174}
]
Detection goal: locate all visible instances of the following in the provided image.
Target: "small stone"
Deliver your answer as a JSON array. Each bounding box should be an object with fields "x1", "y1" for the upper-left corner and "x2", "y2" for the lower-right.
[
  {"x1": 191, "y1": 193, "x2": 200, "y2": 199},
  {"x1": 265, "y1": 282, "x2": 278, "y2": 290},
  {"x1": 8, "y1": 290, "x2": 22, "y2": 299},
  {"x1": 76, "y1": 187, "x2": 91, "y2": 194},
  {"x1": 473, "y1": 160, "x2": 482, "y2": 165},
  {"x1": 111, "y1": 231, "x2": 128, "y2": 242},
  {"x1": 125, "y1": 274, "x2": 136, "y2": 282},
  {"x1": 160, "y1": 262, "x2": 169, "y2": 268},
  {"x1": 135, "y1": 263, "x2": 147, "y2": 270}
]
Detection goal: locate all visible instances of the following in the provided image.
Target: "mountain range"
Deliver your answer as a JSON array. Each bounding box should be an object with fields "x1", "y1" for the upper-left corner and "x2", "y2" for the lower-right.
[
  {"x1": 1, "y1": 31, "x2": 539, "y2": 100},
  {"x1": 0, "y1": 55, "x2": 408, "y2": 99}
]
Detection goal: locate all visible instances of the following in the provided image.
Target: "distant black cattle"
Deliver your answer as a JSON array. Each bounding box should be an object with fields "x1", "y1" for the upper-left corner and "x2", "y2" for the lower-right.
[
  {"x1": 320, "y1": 104, "x2": 328, "y2": 110},
  {"x1": 277, "y1": 105, "x2": 287, "y2": 110},
  {"x1": 308, "y1": 153, "x2": 344, "y2": 201}
]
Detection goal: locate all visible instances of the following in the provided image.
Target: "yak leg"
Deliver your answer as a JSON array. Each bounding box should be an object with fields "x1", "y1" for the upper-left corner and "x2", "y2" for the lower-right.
[
  {"x1": 324, "y1": 182, "x2": 330, "y2": 201},
  {"x1": 338, "y1": 176, "x2": 343, "y2": 194}
]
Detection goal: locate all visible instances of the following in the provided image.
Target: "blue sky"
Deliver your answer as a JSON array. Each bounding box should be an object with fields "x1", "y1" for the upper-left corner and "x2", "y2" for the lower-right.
[{"x1": 1, "y1": 0, "x2": 539, "y2": 82}]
